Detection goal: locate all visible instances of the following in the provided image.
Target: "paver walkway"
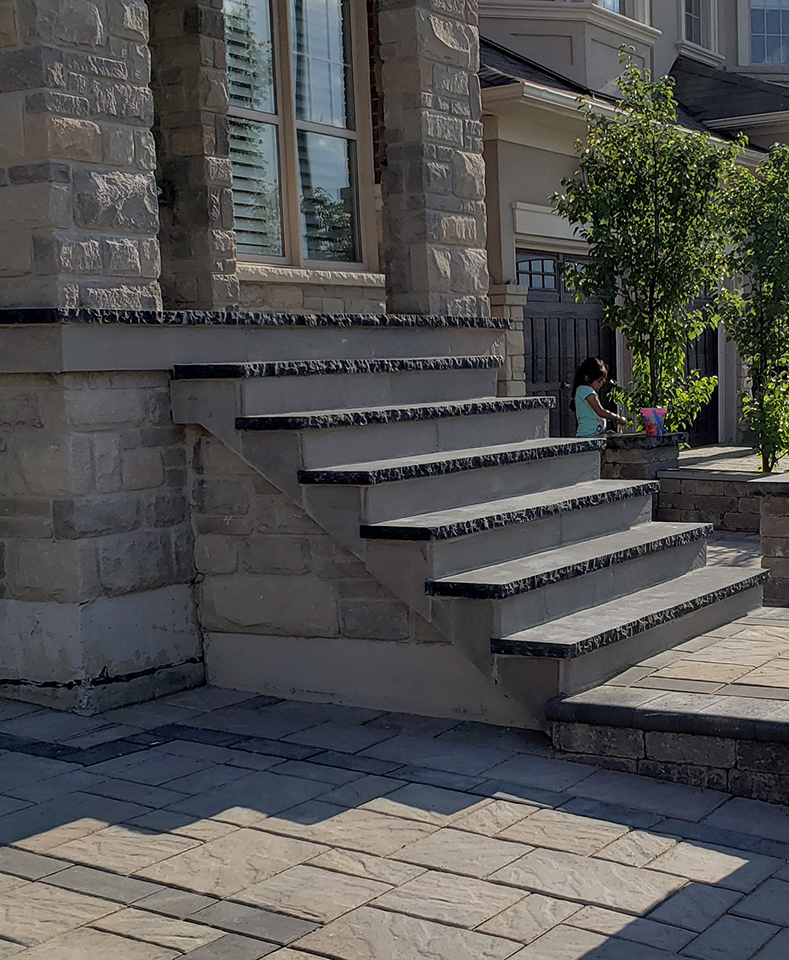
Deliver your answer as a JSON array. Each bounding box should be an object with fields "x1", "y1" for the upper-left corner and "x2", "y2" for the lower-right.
[{"x1": 1, "y1": 688, "x2": 789, "y2": 959}]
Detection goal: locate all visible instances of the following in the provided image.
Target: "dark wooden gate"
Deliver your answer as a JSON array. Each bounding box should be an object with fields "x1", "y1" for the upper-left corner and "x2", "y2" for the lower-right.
[
  {"x1": 685, "y1": 325, "x2": 719, "y2": 447},
  {"x1": 518, "y1": 250, "x2": 616, "y2": 438}
]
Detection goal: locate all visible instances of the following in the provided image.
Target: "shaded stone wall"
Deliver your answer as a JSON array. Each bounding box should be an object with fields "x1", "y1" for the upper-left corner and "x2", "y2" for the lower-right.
[
  {"x1": 658, "y1": 474, "x2": 760, "y2": 533},
  {"x1": 191, "y1": 430, "x2": 446, "y2": 647},
  {"x1": 0, "y1": 0, "x2": 162, "y2": 309},
  {"x1": 0, "y1": 371, "x2": 201, "y2": 712},
  {"x1": 489, "y1": 283, "x2": 526, "y2": 397},
  {"x1": 375, "y1": 0, "x2": 491, "y2": 317},
  {"x1": 147, "y1": 0, "x2": 238, "y2": 309}
]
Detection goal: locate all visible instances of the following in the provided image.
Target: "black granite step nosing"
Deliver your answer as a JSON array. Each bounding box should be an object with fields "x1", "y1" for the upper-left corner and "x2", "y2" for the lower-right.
[
  {"x1": 546, "y1": 692, "x2": 789, "y2": 744},
  {"x1": 238, "y1": 397, "x2": 555, "y2": 432},
  {"x1": 298, "y1": 438, "x2": 607, "y2": 485},
  {"x1": 0, "y1": 308, "x2": 510, "y2": 329},
  {"x1": 490, "y1": 570, "x2": 768, "y2": 659},
  {"x1": 173, "y1": 355, "x2": 504, "y2": 380},
  {"x1": 428, "y1": 525, "x2": 712, "y2": 599},
  {"x1": 361, "y1": 482, "x2": 660, "y2": 542}
]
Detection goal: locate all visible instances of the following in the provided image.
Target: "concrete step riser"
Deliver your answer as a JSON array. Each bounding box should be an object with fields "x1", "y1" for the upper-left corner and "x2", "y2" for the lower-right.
[
  {"x1": 431, "y1": 539, "x2": 707, "y2": 654},
  {"x1": 238, "y1": 368, "x2": 501, "y2": 415},
  {"x1": 361, "y1": 451, "x2": 603, "y2": 524},
  {"x1": 493, "y1": 584, "x2": 764, "y2": 726},
  {"x1": 297, "y1": 409, "x2": 552, "y2": 468},
  {"x1": 491, "y1": 539, "x2": 708, "y2": 637},
  {"x1": 426, "y1": 494, "x2": 654, "y2": 578}
]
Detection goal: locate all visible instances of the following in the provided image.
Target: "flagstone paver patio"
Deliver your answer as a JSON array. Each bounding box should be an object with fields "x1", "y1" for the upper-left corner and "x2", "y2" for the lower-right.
[{"x1": 1, "y1": 681, "x2": 789, "y2": 959}]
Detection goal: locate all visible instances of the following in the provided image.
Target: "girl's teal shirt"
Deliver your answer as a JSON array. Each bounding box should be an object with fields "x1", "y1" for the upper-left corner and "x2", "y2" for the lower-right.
[{"x1": 575, "y1": 386, "x2": 604, "y2": 437}]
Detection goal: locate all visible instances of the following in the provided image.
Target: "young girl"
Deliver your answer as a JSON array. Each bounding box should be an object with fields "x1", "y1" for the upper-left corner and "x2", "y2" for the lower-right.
[{"x1": 571, "y1": 357, "x2": 627, "y2": 437}]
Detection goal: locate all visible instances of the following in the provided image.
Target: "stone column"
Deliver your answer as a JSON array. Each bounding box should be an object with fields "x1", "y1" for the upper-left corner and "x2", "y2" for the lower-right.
[
  {"x1": 147, "y1": 0, "x2": 239, "y2": 309},
  {"x1": 375, "y1": 0, "x2": 490, "y2": 316},
  {"x1": 490, "y1": 283, "x2": 526, "y2": 396},
  {"x1": 0, "y1": 0, "x2": 162, "y2": 310},
  {"x1": 752, "y1": 475, "x2": 789, "y2": 606}
]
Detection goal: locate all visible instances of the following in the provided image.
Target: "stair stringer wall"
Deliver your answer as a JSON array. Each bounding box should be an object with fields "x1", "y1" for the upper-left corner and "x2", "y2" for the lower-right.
[{"x1": 188, "y1": 427, "x2": 533, "y2": 726}]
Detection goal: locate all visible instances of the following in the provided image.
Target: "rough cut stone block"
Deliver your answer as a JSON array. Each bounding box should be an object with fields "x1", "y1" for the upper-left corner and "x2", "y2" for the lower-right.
[
  {"x1": 553, "y1": 723, "x2": 644, "y2": 759},
  {"x1": 644, "y1": 732, "x2": 736, "y2": 768},
  {"x1": 728, "y1": 770, "x2": 789, "y2": 805}
]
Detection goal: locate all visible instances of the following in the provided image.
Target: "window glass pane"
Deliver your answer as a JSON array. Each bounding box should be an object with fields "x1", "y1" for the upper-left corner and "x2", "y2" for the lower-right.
[
  {"x1": 230, "y1": 117, "x2": 284, "y2": 257},
  {"x1": 601, "y1": 0, "x2": 622, "y2": 12},
  {"x1": 226, "y1": 0, "x2": 276, "y2": 114},
  {"x1": 298, "y1": 131, "x2": 359, "y2": 261},
  {"x1": 292, "y1": 0, "x2": 354, "y2": 128},
  {"x1": 752, "y1": 34, "x2": 766, "y2": 61},
  {"x1": 752, "y1": 8, "x2": 766, "y2": 32}
]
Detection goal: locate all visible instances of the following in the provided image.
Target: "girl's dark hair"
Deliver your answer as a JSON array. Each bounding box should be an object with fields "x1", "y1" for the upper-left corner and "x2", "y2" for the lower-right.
[{"x1": 570, "y1": 357, "x2": 609, "y2": 411}]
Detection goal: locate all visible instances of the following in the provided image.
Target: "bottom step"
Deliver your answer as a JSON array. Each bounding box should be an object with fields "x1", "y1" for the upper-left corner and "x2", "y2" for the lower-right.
[{"x1": 548, "y1": 605, "x2": 789, "y2": 804}]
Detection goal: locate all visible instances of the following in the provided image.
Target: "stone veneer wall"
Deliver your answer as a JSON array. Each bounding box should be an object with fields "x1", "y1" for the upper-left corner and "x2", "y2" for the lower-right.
[
  {"x1": 489, "y1": 283, "x2": 526, "y2": 397},
  {"x1": 237, "y1": 268, "x2": 387, "y2": 315},
  {"x1": 0, "y1": 0, "x2": 162, "y2": 309},
  {"x1": 0, "y1": 371, "x2": 201, "y2": 712},
  {"x1": 657, "y1": 474, "x2": 760, "y2": 534},
  {"x1": 191, "y1": 429, "x2": 447, "y2": 656}
]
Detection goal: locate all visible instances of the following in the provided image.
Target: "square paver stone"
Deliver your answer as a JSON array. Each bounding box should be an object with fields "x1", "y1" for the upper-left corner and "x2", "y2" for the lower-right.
[
  {"x1": 44, "y1": 865, "x2": 164, "y2": 903},
  {"x1": 178, "y1": 933, "x2": 279, "y2": 959},
  {"x1": 191, "y1": 900, "x2": 317, "y2": 944},
  {"x1": 308, "y1": 848, "x2": 425, "y2": 886},
  {"x1": 47, "y1": 825, "x2": 201, "y2": 874},
  {"x1": 372, "y1": 870, "x2": 525, "y2": 928},
  {"x1": 647, "y1": 882, "x2": 744, "y2": 932},
  {"x1": 283, "y1": 722, "x2": 395, "y2": 753},
  {"x1": 88, "y1": 753, "x2": 214, "y2": 786},
  {"x1": 359, "y1": 735, "x2": 514, "y2": 777},
  {"x1": 136, "y1": 828, "x2": 326, "y2": 897},
  {"x1": 706, "y1": 799, "x2": 789, "y2": 843},
  {"x1": 680, "y1": 914, "x2": 779, "y2": 960},
  {"x1": 364, "y1": 783, "x2": 491, "y2": 826},
  {"x1": 499, "y1": 808, "x2": 628, "y2": 856},
  {"x1": 481, "y1": 755, "x2": 596, "y2": 793},
  {"x1": 477, "y1": 893, "x2": 582, "y2": 944},
  {"x1": 7, "y1": 928, "x2": 178, "y2": 960},
  {"x1": 135, "y1": 888, "x2": 219, "y2": 918},
  {"x1": 0, "y1": 847, "x2": 69, "y2": 881},
  {"x1": 0, "y1": 883, "x2": 122, "y2": 946},
  {"x1": 646, "y1": 842, "x2": 780, "y2": 893},
  {"x1": 566, "y1": 905, "x2": 695, "y2": 953},
  {"x1": 491, "y1": 848, "x2": 686, "y2": 915},
  {"x1": 238, "y1": 864, "x2": 390, "y2": 922},
  {"x1": 166, "y1": 770, "x2": 332, "y2": 824},
  {"x1": 593, "y1": 830, "x2": 677, "y2": 868},
  {"x1": 730, "y1": 879, "x2": 789, "y2": 924},
  {"x1": 751, "y1": 929, "x2": 789, "y2": 959},
  {"x1": 509, "y1": 924, "x2": 676, "y2": 960},
  {"x1": 569, "y1": 770, "x2": 727, "y2": 822},
  {"x1": 392, "y1": 827, "x2": 530, "y2": 878},
  {"x1": 294, "y1": 906, "x2": 520, "y2": 960},
  {"x1": 451, "y1": 799, "x2": 538, "y2": 837},
  {"x1": 92, "y1": 907, "x2": 225, "y2": 952},
  {"x1": 253, "y1": 802, "x2": 439, "y2": 856}
]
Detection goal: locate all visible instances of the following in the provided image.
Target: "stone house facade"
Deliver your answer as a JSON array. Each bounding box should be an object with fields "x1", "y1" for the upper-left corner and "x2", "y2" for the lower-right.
[{"x1": 0, "y1": 0, "x2": 774, "y2": 726}]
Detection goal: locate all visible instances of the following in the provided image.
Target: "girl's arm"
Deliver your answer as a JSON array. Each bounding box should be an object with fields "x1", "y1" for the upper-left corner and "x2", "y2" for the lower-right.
[{"x1": 586, "y1": 393, "x2": 627, "y2": 427}]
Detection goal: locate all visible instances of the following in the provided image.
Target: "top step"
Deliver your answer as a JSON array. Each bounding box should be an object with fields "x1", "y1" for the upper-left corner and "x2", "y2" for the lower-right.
[{"x1": 172, "y1": 356, "x2": 504, "y2": 380}]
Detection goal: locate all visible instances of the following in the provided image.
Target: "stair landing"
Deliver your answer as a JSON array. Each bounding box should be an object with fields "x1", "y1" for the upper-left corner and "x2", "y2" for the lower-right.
[{"x1": 547, "y1": 536, "x2": 789, "y2": 804}]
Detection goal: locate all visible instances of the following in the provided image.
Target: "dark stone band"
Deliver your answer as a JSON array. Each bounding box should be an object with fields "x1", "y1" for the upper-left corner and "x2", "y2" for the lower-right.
[{"x1": 173, "y1": 356, "x2": 505, "y2": 379}]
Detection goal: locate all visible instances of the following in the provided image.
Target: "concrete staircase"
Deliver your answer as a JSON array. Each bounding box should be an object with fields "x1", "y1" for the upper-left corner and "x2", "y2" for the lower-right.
[{"x1": 171, "y1": 315, "x2": 766, "y2": 729}]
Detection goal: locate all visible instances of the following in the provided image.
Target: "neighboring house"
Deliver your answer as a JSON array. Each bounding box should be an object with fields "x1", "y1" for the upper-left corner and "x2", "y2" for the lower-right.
[{"x1": 479, "y1": 0, "x2": 789, "y2": 444}]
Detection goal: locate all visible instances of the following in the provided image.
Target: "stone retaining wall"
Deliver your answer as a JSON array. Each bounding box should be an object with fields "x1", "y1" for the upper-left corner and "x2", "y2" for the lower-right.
[
  {"x1": 554, "y1": 721, "x2": 789, "y2": 804},
  {"x1": 657, "y1": 472, "x2": 761, "y2": 533}
]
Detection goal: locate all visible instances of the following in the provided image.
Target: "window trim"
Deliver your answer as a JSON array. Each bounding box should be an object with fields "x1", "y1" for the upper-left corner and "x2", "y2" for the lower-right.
[
  {"x1": 678, "y1": 0, "x2": 719, "y2": 55},
  {"x1": 227, "y1": 0, "x2": 379, "y2": 272}
]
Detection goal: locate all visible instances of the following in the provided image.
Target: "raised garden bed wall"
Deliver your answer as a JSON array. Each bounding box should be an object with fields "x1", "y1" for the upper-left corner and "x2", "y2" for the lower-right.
[{"x1": 657, "y1": 471, "x2": 761, "y2": 533}]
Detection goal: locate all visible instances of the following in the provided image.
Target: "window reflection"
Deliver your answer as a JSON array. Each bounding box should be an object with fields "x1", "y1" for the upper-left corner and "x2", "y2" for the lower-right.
[
  {"x1": 292, "y1": 0, "x2": 354, "y2": 128},
  {"x1": 226, "y1": 0, "x2": 276, "y2": 114},
  {"x1": 752, "y1": 0, "x2": 789, "y2": 64},
  {"x1": 298, "y1": 131, "x2": 359, "y2": 261},
  {"x1": 230, "y1": 118, "x2": 284, "y2": 257}
]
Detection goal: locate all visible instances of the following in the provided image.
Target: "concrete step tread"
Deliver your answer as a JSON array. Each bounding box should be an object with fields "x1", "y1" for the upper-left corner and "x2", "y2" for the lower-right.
[
  {"x1": 238, "y1": 397, "x2": 554, "y2": 431},
  {"x1": 491, "y1": 566, "x2": 768, "y2": 659},
  {"x1": 428, "y1": 522, "x2": 711, "y2": 598},
  {"x1": 298, "y1": 436, "x2": 606, "y2": 485},
  {"x1": 360, "y1": 478, "x2": 659, "y2": 541},
  {"x1": 546, "y1": 668, "x2": 789, "y2": 743},
  {"x1": 173, "y1": 355, "x2": 504, "y2": 380}
]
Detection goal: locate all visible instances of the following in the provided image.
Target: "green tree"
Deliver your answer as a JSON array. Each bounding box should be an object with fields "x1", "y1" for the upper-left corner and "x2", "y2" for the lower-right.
[
  {"x1": 719, "y1": 145, "x2": 789, "y2": 473},
  {"x1": 553, "y1": 57, "x2": 743, "y2": 431}
]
